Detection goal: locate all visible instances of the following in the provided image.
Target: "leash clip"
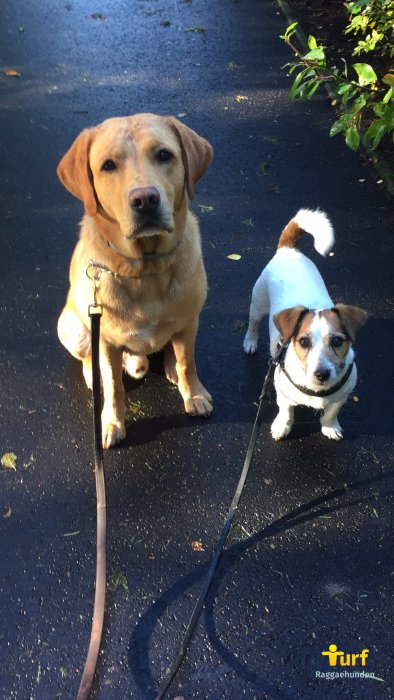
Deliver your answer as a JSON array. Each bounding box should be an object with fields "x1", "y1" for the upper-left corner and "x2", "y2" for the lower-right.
[
  {"x1": 88, "y1": 303, "x2": 103, "y2": 317},
  {"x1": 86, "y1": 261, "x2": 103, "y2": 315}
]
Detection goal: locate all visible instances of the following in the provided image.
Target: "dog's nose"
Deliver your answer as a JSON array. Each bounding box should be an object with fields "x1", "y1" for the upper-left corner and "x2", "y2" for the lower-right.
[
  {"x1": 129, "y1": 187, "x2": 160, "y2": 213},
  {"x1": 314, "y1": 368, "x2": 330, "y2": 382}
]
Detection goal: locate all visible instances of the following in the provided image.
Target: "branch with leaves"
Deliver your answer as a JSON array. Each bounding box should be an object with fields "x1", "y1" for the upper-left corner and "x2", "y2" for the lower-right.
[{"x1": 281, "y1": 21, "x2": 394, "y2": 151}]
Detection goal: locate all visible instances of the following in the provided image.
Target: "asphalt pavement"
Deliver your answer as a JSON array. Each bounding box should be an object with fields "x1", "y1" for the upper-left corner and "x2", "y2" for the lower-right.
[{"x1": 0, "y1": 1, "x2": 393, "y2": 699}]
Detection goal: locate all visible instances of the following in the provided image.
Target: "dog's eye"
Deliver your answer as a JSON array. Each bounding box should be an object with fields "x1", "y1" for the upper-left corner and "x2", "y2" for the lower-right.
[
  {"x1": 331, "y1": 335, "x2": 344, "y2": 348},
  {"x1": 298, "y1": 336, "x2": 311, "y2": 349},
  {"x1": 101, "y1": 159, "x2": 117, "y2": 172},
  {"x1": 157, "y1": 149, "x2": 174, "y2": 163}
]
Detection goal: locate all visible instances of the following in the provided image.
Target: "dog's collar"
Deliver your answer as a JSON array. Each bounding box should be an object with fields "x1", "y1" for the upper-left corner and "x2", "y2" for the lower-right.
[
  {"x1": 105, "y1": 238, "x2": 181, "y2": 264},
  {"x1": 278, "y1": 361, "x2": 354, "y2": 398}
]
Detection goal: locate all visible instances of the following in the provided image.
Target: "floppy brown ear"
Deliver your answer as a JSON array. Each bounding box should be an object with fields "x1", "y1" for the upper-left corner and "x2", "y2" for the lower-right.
[
  {"x1": 334, "y1": 303, "x2": 368, "y2": 342},
  {"x1": 57, "y1": 129, "x2": 97, "y2": 217},
  {"x1": 273, "y1": 306, "x2": 307, "y2": 344},
  {"x1": 164, "y1": 117, "x2": 213, "y2": 199}
]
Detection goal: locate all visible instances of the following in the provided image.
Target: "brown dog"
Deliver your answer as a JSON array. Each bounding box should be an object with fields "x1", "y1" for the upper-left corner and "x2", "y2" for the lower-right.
[{"x1": 57, "y1": 114, "x2": 213, "y2": 448}]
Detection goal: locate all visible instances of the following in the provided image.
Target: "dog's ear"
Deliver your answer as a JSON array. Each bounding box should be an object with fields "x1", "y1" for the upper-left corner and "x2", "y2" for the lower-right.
[
  {"x1": 334, "y1": 304, "x2": 368, "y2": 342},
  {"x1": 273, "y1": 306, "x2": 307, "y2": 344},
  {"x1": 57, "y1": 129, "x2": 97, "y2": 217},
  {"x1": 164, "y1": 117, "x2": 213, "y2": 200}
]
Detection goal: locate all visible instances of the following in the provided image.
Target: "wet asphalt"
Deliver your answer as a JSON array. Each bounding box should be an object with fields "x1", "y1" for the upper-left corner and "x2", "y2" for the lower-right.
[{"x1": 0, "y1": 1, "x2": 393, "y2": 699}]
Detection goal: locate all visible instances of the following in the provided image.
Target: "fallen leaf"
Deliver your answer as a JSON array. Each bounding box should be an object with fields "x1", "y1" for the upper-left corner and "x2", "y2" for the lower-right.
[
  {"x1": 185, "y1": 26, "x2": 206, "y2": 33},
  {"x1": 198, "y1": 204, "x2": 214, "y2": 214},
  {"x1": 177, "y1": 112, "x2": 187, "y2": 118},
  {"x1": 107, "y1": 571, "x2": 129, "y2": 592},
  {"x1": 191, "y1": 540, "x2": 204, "y2": 552},
  {"x1": 23, "y1": 454, "x2": 36, "y2": 468},
  {"x1": 227, "y1": 253, "x2": 241, "y2": 260},
  {"x1": 5, "y1": 69, "x2": 21, "y2": 77},
  {"x1": 235, "y1": 95, "x2": 248, "y2": 102},
  {"x1": 1, "y1": 452, "x2": 17, "y2": 470},
  {"x1": 160, "y1": 18, "x2": 171, "y2": 27},
  {"x1": 352, "y1": 395, "x2": 359, "y2": 402},
  {"x1": 3, "y1": 507, "x2": 12, "y2": 518},
  {"x1": 232, "y1": 320, "x2": 246, "y2": 332},
  {"x1": 63, "y1": 530, "x2": 81, "y2": 537},
  {"x1": 227, "y1": 61, "x2": 238, "y2": 70}
]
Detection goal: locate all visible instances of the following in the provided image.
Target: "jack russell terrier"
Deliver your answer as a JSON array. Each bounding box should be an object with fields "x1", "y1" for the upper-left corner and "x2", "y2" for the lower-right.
[{"x1": 243, "y1": 209, "x2": 368, "y2": 441}]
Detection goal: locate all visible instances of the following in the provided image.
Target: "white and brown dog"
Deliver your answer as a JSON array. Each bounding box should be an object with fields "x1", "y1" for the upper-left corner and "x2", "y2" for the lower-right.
[{"x1": 243, "y1": 209, "x2": 368, "y2": 441}]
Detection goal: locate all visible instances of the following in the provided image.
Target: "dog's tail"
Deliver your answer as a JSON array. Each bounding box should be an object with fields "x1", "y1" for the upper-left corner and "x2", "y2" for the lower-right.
[{"x1": 277, "y1": 208, "x2": 334, "y2": 256}]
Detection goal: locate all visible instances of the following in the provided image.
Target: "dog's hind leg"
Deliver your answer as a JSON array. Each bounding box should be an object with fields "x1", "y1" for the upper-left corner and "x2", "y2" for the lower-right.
[
  {"x1": 164, "y1": 343, "x2": 178, "y2": 385},
  {"x1": 58, "y1": 304, "x2": 93, "y2": 388},
  {"x1": 243, "y1": 271, "x2": 270, "y2": 354}
]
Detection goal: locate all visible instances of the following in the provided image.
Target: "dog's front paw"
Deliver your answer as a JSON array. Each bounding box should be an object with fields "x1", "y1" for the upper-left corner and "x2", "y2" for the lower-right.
[
  {"x1": 271, "y1": 414, "x2": 292, "y2": 441},
  {"x1": 183, "y1": 385, "x2": 213, "y2": 417},
  {"x1": 321, "y1": 425, "x2": 343, "y2": 441},
  {"x1": 243, "y1": 334, "x2": 258, "y2": 355},
  {"x1": 102, "y1": 419, "x2": 126, "y2": 449}
]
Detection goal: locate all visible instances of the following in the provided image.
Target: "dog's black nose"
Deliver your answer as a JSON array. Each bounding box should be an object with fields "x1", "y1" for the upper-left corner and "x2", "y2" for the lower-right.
[
  {"x1": 129, "y1": 187, "x2": 160, "y2": 212},
  {"x1": 314, "y1": 368, "x2": 330, "y2": 382}
]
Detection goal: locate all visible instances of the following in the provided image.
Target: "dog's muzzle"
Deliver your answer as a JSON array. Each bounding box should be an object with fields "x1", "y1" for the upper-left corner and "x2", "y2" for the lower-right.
[{"x1": 128, "y1": 186, "x2": 173, "y2": 237}]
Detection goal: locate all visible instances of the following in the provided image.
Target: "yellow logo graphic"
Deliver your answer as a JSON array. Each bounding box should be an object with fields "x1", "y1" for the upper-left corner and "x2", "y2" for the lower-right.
[{"x1": 322, "y1": 644, "x2": 369, "y2": 667}]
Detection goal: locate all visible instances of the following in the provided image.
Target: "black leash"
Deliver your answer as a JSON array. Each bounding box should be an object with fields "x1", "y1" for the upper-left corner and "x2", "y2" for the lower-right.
[
  {"x1": 155, "y1": 352, "x2": 278, "y2": 699},
  {"x1": 76, "y1": 299, "x2": 107, "y2": 700}
]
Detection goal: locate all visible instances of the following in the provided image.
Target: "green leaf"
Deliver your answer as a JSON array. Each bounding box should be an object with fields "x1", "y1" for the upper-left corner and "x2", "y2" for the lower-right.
[
  {"x1": 382, "y1": 73, "x2": 394, "y2": 86},
  {"x1": 345, "y1": 125, "x2": 360, "y2": 151},
  {"x1": 289, "y1": 70, "x2": 307, "y2": 98},
  {"x1": 337, "y1": 83, "x2": 352, "y2": 95},
  {"x1": 308, "y1": 35, "x2": 317, "y2": 50},
  {"x1": 280, "y1": 22, "x2": 298, "y2": 40},
  {"x1": 353, "y1": 62, "x2": 377, "y2": 86},
  {"x1": 383, "y1": 87, "x2": 393, "y2": 105},
  {"x1": 303, "y1": 47, "x2": 325, "y2": 62},
  {"x1": 302, "y1": 80, "x2": 321, "y2": 98},
  {"x1": 227, "y1": 253, "x2": 241, "y2": 260},
  {"x1": 329, "y1": 115, "x2": 351, "y2": 137},
  {"x1": 365, "y1": 120, "x2": 388, "y2": 149},
  {"x1": 352, "y1": 94, "x2": 367, "y2": 114},
  {"x1": 373, "y1": 102, "x2": 385, "y2": 117}
]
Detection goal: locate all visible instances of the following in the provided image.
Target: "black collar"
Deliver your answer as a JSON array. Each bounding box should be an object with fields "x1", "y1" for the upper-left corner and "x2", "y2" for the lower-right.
[{"x1": 278, "y1": 361, "x2": 354, "y2": 398}]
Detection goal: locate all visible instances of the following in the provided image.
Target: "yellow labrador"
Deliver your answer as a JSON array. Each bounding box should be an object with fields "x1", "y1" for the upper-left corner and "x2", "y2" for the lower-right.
[{"x1": 57, "y1": 113, "x2": 213, "y2": 448}]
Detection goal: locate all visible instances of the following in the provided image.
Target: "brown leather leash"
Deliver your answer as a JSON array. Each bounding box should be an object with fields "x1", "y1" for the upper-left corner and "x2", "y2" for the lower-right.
[{"x1": 76, "y1": 288, "x2": 107, "y2": 700}]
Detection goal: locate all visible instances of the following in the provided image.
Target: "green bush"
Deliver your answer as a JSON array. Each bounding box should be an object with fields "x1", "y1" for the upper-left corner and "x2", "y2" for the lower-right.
[
  {"x1": 281, "y1": 13, "x2": 394, "y2": 152},
  {"x1": 345, "y1": 0, "x2": 394, "y2": 57}
]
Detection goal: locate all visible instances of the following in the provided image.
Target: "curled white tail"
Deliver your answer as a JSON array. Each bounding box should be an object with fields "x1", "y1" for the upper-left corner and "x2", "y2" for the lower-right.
[
  {"x1": 293, "y1": 208, "x2": 334, "y2": 255},
  {"x1": 277, "y1": 208, "x2": 335, "y2": 256}
]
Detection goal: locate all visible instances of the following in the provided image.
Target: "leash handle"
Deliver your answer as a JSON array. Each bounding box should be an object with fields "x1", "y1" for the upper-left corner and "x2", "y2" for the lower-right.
[{"x1": 77, "y1": 305, "x2": 107, "y2": 700}]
